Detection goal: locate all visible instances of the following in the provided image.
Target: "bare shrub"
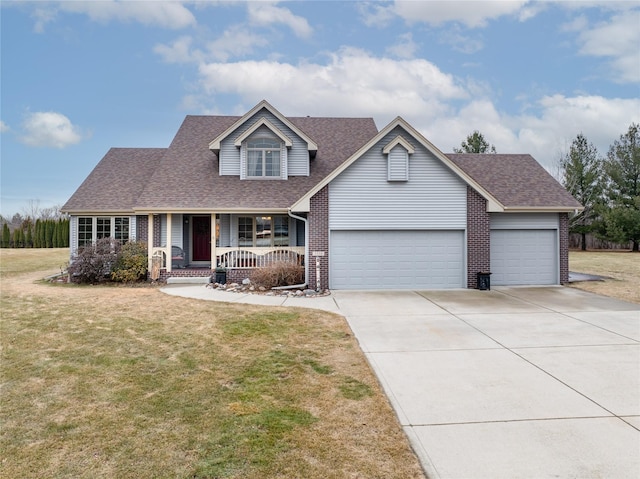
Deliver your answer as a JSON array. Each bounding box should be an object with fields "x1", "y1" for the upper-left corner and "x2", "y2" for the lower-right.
[
  {"x1": 68, "y1": 237, "x2": 121, "y2": 284},
  {"x1": 250, "y1": 261, "x2": 304, "y2": 289}
]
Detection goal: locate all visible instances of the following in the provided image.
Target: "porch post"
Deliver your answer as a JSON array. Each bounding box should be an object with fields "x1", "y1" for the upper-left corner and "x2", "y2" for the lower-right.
[
  {"x1": 147, "y1": 214, "x2": 154, "y2": 270},
  {"x1": 210, "y1": 213, "x2": 216, "y2": 268},
  {"x1": 166, "y1": 213, "x2": 172, "y2": 272}
]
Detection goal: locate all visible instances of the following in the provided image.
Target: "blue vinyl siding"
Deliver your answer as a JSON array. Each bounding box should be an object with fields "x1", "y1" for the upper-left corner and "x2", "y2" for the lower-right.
[
  {"x1": 218, "y1": 108, "x2": 309, "y2": 177},
  {"x1": 329, "y1": 126, "x2": 467, "y2": 230}
]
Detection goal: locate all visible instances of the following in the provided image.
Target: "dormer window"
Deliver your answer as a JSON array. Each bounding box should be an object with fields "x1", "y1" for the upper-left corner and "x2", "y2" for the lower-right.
[{"x1": 247, "y1": 137, "x2": 281, "y2": 177}]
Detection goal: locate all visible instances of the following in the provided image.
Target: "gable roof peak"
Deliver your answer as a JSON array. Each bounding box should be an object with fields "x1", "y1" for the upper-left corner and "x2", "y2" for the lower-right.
[{"x1": 208, "y1": 100, "x2": 318, "y2": 152}]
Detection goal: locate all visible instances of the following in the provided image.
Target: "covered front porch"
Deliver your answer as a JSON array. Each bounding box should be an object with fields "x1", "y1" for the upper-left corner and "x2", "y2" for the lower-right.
[{"x1": 146, "y1": 212, "x2": 306, "y2": 282}]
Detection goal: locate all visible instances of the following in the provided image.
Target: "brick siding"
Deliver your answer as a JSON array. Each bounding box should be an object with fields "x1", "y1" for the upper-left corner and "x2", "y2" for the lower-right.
[
  {"x1": 467, "y1": 186, "x2": 491, "y2": 289},
  {"x1": 308, "y1": 186, "x2": 329, "y2": 290},
  {"x1": 559, "y1": 212, "x2": 569, "y2": 284},
  {"x1": 136, "y1": 215, "x2": 148, "y2": 243},
  {"x1": 158, "y1": 268, "x2": 213, "y2": 282}
]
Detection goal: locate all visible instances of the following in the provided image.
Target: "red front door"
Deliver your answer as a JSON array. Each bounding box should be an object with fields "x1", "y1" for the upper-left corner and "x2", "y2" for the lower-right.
[{"x1": 192, "y1": 216, "x2": 211, "y2": 262}]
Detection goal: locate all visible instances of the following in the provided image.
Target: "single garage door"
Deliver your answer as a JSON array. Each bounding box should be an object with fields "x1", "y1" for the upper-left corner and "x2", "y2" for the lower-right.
[
  {"x1": 330, "y1": 230, "x2": 464, "y2": 289},
  {"x1": 490, "y1": 230, "x2": 557, "y2": 285}
]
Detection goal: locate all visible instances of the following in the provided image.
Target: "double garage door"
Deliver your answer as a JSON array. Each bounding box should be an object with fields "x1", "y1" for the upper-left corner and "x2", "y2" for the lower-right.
[
  {"x1": 490, "y1": 230, "x2": 557, "y2": 285},
  {"x1": 330, "y1": 230, "x2": 464, "y2": 290}
]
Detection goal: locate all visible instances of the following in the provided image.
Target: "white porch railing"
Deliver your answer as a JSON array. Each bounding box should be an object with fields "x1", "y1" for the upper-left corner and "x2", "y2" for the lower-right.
[
  {"x1": 217, "y1": 247, "x2": 305, "y2": 269},
  {"x1": 151, "y1": 246, "x2": 305, "y2": 270}
]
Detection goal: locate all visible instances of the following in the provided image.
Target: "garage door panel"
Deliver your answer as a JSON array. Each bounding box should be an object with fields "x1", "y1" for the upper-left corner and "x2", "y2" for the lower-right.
[
  {"x1": 491, "y1": 230, "x2": 557, "y2": 285},
  {"x1": 330, "y1": 230, "x2": 464, "y2": 289}
]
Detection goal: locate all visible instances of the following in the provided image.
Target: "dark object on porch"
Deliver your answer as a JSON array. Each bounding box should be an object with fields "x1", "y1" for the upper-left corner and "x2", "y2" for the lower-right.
[
  {"x1": 214, "y1": 267, "x2": 227, "y2": 284},
  {"x1": 172, "y1": 246, "x2": 186, "y2": 269},
  {"x1": 477, "y1": 272, "x2": 491, "y2": 291}
]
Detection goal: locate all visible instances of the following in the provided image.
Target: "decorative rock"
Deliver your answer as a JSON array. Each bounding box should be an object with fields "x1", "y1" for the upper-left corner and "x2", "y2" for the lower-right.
[{"x1": 242, "y1": 278, "x2": 251, "y2": 285}]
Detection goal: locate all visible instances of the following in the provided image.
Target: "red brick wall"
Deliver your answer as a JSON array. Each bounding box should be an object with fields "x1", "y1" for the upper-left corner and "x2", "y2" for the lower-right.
[
  {"x1": 559, "y1": 212, "x2": 569, "y2": 284},
  {"x1": 467, "y1": 186, "x2": 491, "y2": 289},
  {"x1": 308, "y1": 186, "x2": 329, "y2": 291}
]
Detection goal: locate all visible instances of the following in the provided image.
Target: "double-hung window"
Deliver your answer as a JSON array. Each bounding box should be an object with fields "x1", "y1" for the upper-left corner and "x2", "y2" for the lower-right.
[{"x1": 246, "y1": 138, "x2": 281, "y2": 178}]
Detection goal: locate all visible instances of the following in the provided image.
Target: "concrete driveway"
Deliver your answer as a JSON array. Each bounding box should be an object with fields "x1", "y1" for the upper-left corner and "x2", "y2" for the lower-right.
[{"x1": 162, "y1": 284, "x2": 640, "y2": 478}]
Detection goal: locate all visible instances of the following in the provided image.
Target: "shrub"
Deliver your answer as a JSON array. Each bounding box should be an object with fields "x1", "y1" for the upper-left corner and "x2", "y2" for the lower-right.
[
  {"x1": 251, "y1": 261, "x2": 305, "y2": 289},
  {"x1": 68, "y1": 237, "x2": 121, "y2": 284},
  {"x1": 111, "y1": 241, "x2": 148, "y2": 283}
]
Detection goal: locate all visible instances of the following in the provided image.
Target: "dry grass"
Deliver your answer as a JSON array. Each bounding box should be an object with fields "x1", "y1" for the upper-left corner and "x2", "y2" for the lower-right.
[
  {"x1": 569, "y1": 250, "x2": 640, "y2": 304},
  {"x1": 0, "y1": 249, "x2": 425, "y2": 479}
]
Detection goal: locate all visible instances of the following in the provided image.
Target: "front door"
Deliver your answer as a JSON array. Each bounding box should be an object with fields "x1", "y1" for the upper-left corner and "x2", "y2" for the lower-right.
[{"x1": 192, "y1": 216, "x2": 211, "y2": 262}]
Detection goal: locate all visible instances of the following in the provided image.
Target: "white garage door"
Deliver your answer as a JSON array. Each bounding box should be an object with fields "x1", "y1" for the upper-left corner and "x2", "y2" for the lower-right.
[
  {"x1": 330, "y1": 230, "x2": 464, "y2": 289},
  {"x1": 490, "y1": 230, "x2": 557, "y2": 285}
]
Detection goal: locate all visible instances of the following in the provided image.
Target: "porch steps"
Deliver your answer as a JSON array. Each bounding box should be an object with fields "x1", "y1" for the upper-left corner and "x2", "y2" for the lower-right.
[{"x1": 166, "y1": 276, "x2": 211, "y2": 285}]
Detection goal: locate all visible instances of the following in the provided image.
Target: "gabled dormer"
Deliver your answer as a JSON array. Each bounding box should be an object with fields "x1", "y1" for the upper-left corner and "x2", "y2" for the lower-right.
[
  {"x1": 383, "y1": 135, "x2": 415, "y2": 182},
  {"x1": 209, "y1": 100, "x2": 317, "y2": 179}
]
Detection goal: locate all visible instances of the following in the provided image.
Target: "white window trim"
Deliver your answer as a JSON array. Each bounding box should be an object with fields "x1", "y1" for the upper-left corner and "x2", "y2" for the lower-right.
[
  {"x1": 234, "y1": 117, "x2": 292, "y2": 148},
  {"x1": 76, "y1": 215, "x2": 132, "y2": 247},
  {"x1": 240, "y1": 134, "x2": 287, "y2": 180}
]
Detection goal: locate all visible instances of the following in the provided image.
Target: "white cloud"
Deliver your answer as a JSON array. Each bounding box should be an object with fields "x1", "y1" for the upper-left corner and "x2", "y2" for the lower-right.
[
  {"x1": 247, "y1": 2, "x2": 312, "y2": 38},
  {"x1": 32, "y1": 0, "x2": 196, "y2": 31},
  {"x1": 357, "y1": 2, "x2": 397, "y2": 27},
  {"x1": 19, "y1": 112, "x2": 82, "y2": 148},
  {"x1": 0, "y1": 121, "x2": 9, "y2": 133},
  {"x1": 575, "y1": 11, "x2": 640, "y2": 83},
  {"x1": 206, "y1": 25, "x2": 270, "y2": 61},
  {"x1": 31, "y1": 6, "x2": 58, "y2": 33},
  {"x1": 154, "y1": 36, "x2": 202, "y2": 64},
  {"x1": 393, "y1": 0, "x2": 533, "y2": 28},
  {"x1": 193, "y1": 47, "x2": 638, "y2": 173},
  {"x1": 438, "y1": 28, "x2": 484, "y2": 54},
  {"x1": 197, "y1": 47, "x2": 468, "y2": 120},
  {"x1": 423, "y1": 94, "x2": 640, "y2": 172},
  {"x1": 386, "y1": 32, "x2": 418, "y2": 59}
]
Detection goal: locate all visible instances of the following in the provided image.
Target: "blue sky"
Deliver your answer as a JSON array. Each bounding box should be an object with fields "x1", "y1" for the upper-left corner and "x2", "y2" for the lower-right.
[{"x1": 1, "y1": 0, "x2": 639, "y2": 218}]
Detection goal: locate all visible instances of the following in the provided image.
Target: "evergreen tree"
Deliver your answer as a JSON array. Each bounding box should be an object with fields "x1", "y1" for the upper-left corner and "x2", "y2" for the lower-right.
[
  {"x1": 599, "y1": 123, "x2": 640, "y2": 251},
  {"x1": 45, "y1": 220, "x2": 54, "y2": 248},
  {"x1": 2, "y1": 223, "x2": 10, "y2": 248},
  {"x1": 13, "y1": 228, "x2": 24, "y2": 248},
  {"x1": 454, "y1": 131, "x2": 497, "y2": 154},
  {"x1": 26, "y1": 223, "x2": 33, "y2": 248},
  {"x1": 560, "y1": 133, "x2": 602, "y2": 250}
]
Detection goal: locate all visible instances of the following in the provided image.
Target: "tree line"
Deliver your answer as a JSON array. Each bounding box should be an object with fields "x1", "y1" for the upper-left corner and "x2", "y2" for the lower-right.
[
  {"x1": 1, "y1": 218, "x2": 70, "y2": 248},
  {"x1": 559, "y1": 124, "x2": 639, "y2": 252},
  {"x1": 0, "y1": 203, "x2": 70, "y2": 248}
]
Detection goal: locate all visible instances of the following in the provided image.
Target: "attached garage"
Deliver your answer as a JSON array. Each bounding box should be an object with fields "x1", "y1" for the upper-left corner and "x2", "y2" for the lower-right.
[
  {"x1": 490, "y1": 214, "x2": 559, "y2": 286},
  {"x1": 330, "y1": 230, "x2": 465, "y2": 289}
]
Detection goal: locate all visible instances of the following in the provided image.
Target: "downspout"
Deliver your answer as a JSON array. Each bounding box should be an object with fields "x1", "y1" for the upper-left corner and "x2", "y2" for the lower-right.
[{"x1": 271, "y1": 210, "x2": 309, "y2": 290}]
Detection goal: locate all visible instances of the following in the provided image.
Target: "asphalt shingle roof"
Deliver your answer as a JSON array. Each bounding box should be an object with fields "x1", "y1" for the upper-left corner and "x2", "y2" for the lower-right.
[
  {"x1": 61, "y1": 148, "x2": 166, "y2": 213},
  {"x1": 62, "y1": 116, "x2": 581, "y2": 214},
  {"x1": 133, "y1": 115, "x2": 378, "y2": 211},
  {"x1": 447, "y1": 153, "x2": 582, "y2": 209}
]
